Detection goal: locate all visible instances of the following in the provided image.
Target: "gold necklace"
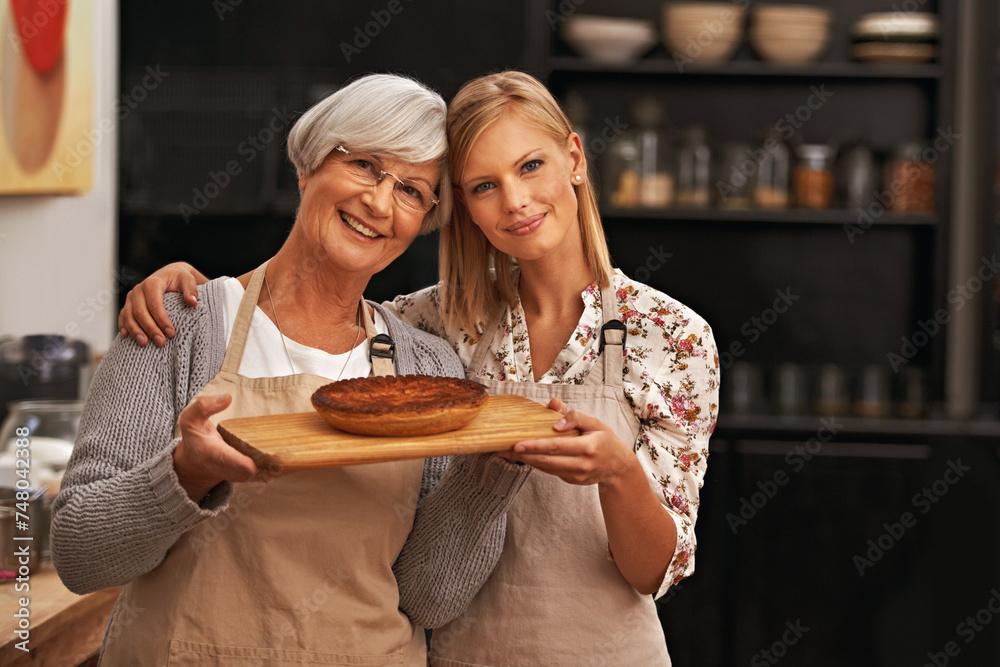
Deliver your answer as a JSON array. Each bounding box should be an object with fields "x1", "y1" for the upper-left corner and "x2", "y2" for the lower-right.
[{"x1": 263, "y1": 273, "x2": 363, "y2": 380}]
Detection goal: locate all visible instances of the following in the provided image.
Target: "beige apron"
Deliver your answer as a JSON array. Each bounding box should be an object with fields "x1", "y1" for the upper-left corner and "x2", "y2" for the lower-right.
[
  {"x1": 101, "y1": 263, "x2": 426, "y2": 666},
  {"x1": 430, "y1": 283, "x2": 671, "y2": 666}
]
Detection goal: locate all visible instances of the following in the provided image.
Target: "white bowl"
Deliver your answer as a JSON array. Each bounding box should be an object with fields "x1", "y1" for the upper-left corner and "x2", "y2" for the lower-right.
[
  {"x1": 852, "y1": 12, "x2": 939, "y2": 40},
  {"x1": 564, "y1": 16, "x2": 658, "y2": 64},
  {"x1": 565, "y1": 15, "x2": 657, "y2": 40}
]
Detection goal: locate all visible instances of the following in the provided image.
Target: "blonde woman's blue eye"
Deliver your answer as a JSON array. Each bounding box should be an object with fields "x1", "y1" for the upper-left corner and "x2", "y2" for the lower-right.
[
  {"x1": 473, "y1": 182, "x2": 493, "y2": 193},
  {"x1": 524, "y1": 160, "x2": 542, "y2": 172}
]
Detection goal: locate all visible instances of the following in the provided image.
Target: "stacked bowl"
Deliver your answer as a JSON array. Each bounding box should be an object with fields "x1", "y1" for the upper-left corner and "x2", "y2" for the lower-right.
[
  {"x1": 750, "y1": 4, "x2": 833, "y2": 64},
  {"x1": 662, "y1": 2, "x2": 745, "y2": 64},
  {"x1": 850, "y1": 12, "x2": 939, "y2": 64}
]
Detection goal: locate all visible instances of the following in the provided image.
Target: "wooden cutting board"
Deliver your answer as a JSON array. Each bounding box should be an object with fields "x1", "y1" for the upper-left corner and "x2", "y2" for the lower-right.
[{"x1": 217, "y1": 394, "x2": 578, "y2": 471}]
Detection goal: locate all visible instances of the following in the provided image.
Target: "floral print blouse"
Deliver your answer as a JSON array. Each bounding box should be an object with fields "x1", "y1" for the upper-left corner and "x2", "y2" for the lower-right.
[{"x1": 386, "y1": 269, "x2": 719, "y2": 597}]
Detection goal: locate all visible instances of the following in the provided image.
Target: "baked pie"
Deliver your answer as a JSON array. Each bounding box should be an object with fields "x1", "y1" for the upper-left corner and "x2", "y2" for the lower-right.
[{"x1": 311, "y1": 374, "x2": 488, "y2": 436}]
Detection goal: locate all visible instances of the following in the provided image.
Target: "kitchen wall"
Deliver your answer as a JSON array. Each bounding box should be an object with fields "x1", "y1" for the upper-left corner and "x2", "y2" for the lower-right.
[{"x1": 0, "y1": 2, "x2": 119, "y2": 354}]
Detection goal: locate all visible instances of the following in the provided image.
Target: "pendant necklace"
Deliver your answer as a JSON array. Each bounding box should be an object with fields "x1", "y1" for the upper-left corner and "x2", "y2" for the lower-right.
[{"x1": 264, "y1": 273, "x2": 362, "y2": 380}]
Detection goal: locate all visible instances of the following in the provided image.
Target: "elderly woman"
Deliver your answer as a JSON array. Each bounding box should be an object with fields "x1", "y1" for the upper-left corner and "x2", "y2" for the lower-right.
[{"x1": 51, "y1": 74, "x2": 529, "y2": 666}]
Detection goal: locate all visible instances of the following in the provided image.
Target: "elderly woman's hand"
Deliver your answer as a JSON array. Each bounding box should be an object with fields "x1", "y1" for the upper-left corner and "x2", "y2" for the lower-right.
[
  {"x1": 173, "y1": 394, "x2": 260, "y2": 503},
  {"x1": 119, "y1": 262, "x2": 208, "y2": 347}
]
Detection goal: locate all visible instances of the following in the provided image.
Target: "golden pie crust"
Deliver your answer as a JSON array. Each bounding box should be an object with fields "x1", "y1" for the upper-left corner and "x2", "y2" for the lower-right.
[{"x1": 311, "y1": 374, "x2": 488, "y2": 436}]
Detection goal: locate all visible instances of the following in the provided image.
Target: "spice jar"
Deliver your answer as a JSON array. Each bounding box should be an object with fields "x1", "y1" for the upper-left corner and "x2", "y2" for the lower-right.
[
  {"x1": 716, "y1": 142, "x2": 754, "y2": 210},
  {"x1": 886, "y1": 141, "x2": 935, "y2": 213},
  {"x1": 675, "y1": 125, "x2": 712, "y2": 208},
  {"x1": 753, "y1": 128, "x2": 791, "y2": 210},
  {"x1": 794, "y1": 143, "x2": 835, "y2": 210}
]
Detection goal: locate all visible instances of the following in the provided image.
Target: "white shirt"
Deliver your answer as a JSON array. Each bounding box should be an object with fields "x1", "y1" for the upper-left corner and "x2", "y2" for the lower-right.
[{"x1": 221, "y1": 277, "x2": 386, "y2": 380}]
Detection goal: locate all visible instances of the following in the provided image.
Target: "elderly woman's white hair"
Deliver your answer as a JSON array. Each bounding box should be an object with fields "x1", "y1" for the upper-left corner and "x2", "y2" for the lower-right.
[{"x1": 287, "y1": 73, "x2": 452, "y2": 233}]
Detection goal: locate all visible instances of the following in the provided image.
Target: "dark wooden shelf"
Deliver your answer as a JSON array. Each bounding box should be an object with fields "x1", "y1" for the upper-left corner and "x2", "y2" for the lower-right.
[
  {"x1": 716, "y1": 412, "x2": 1000, "y2": 440},
  {"x1": 548, "y1": 57, "x2": 944, "y2": 79},
  {"x1": 600, "y1": 207, "x2": 940, "y2": 226}
]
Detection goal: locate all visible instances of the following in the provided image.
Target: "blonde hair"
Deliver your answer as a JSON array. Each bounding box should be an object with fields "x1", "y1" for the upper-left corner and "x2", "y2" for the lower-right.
[
  {"x1": 286, "y1": 73, "x2": 452, "y2": 234},
  {"x1": 440, "y1": 70, "x2": 613, "y2": 336}
]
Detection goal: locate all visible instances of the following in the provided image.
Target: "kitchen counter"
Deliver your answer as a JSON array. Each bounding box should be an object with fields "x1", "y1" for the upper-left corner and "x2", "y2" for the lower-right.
[{"x1": 1, "y1": 564, "x2": 120, "y2": 667}]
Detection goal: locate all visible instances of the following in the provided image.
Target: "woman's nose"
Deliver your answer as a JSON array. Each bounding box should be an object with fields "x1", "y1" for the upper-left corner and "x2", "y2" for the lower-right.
[
  {"x1": 501, "y1": 179, "x2": 529, "y2": 212},
  {"x1": 362, "y1": 178, "x2": 395, "y2": 215}
]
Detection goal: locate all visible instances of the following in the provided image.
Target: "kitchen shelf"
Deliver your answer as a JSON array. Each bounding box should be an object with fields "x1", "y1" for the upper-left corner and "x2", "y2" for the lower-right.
[
  {"x1": 600, "y1": 207, "x2": 941, "y2": 225},
  {"x1": 548, "y1": 56, "x2": 944, "y2": 80},
  {"x1": 716, "y1": 412, "x2": 1000, "y2": 440}
]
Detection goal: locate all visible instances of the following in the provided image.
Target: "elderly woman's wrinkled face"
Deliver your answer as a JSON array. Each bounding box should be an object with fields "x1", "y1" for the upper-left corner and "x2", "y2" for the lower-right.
[{"x1": 296, "y1": 149, "x2": 439, "y2": 278}]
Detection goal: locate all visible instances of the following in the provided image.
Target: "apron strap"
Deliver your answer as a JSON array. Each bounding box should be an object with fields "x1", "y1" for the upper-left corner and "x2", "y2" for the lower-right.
[
  {"x1": 363, "y1": 302, "x2": 396, "y2": 377},
  {"x1": 220, "y1": 260, "x2": 269, "y2": 374},
  {"x1": 585, "y1": 279, "x2": 625, "y2": 388}
]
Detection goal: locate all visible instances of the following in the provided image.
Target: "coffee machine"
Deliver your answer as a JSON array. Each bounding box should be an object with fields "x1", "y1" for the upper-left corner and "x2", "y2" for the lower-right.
[{"x1": 0, "y1": 335, "x2": 91, "y2": 424}]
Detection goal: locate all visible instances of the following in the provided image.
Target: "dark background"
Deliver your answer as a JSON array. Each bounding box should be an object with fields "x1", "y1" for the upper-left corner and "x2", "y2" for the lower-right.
[{"x1": 117, "y1": 1, "x2": 1000, "y2": 664}]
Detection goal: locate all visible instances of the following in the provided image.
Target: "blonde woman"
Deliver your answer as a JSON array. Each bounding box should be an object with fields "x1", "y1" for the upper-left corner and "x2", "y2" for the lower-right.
[{"x1": 119, "y1": 70, "x2": 719, "y2": 665}]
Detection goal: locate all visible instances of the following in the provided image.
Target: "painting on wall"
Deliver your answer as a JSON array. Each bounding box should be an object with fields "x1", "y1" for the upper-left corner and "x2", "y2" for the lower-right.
[{"x1": 0, "y1": 0, "x2": 93, "y2": 194}]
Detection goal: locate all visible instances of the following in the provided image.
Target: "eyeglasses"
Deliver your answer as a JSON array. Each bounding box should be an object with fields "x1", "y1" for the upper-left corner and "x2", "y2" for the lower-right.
[{"x1": 333, "y1": 145, "x2": 439, "y2": 213}]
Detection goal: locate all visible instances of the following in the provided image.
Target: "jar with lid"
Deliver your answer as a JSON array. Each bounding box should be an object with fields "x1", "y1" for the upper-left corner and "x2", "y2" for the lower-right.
[
  {"x1": 630, "y1": 97, "x2": 674, "y2": 209},
  {"x1": 753, "y1": 128, "x2": 791, "y2": 209},
  {"x1": 716, "y1": 142, "x2": 754, "y2": 210},
  {"x1": 886, "y1": 141, "x2": 935, "y2": 213},
  {"x1": 675, "y1": 125, "x2": 712, "y2": 208},
  {"x1": 794, "y1": 143, "x2": 835, "y2": 210}
]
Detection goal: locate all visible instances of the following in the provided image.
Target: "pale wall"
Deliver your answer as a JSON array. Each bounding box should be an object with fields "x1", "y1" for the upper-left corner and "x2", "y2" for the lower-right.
[{"x1": 0, "y1": 2, "x2": 119, "y2": 355}]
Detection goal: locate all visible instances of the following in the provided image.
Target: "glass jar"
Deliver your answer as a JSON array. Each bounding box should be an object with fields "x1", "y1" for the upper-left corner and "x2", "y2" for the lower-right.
[
  {"x1": 675, "y1": 126, "x2": 712, "y2": 208},
  {"x1": 794, "y1": 143, "x2": 835, "y2": 210},
  {"x1": 0, "y1": 399, "x2": 83, "y2": 490},
  {"x1": 636, "y1": 128, "x2": 674, "y2": 208},
  {"x1": 716, "y1": 142, "x2": 754, "y2": 210},
  {"x1": 604, "y1": 134, "x2": 642, "y2": 209},
  {"x1": 838, "y1": 140, "x2": 879, "y2": 210},
  {"x1": 886, "y1": 141, "x2": 935, "y2": 213},
  {"x1": 0, "y1": 399, "x2": 80, "y2": 567},
  {"x1": 753, "y1": 128, "x2": 791, "y2": 209},
  {"x1": 630, "y1": 97, "x2": 674, "y2": 209}
]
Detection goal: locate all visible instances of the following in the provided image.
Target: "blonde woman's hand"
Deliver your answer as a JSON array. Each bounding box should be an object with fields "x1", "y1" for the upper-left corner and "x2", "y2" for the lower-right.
[
  {"x1": 499, "y1": 398, "x2": 642, "y2": 488},
  {"x1": 119, "y1": 262, "x2": 209, "y2": 347},
  {"x1": 173, "y1": 394, "x2": 259, "y2": 503}
]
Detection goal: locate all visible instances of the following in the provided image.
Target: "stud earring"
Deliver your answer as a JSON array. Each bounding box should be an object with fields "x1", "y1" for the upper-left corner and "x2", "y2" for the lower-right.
[{"x1": 574, "y1": 175, "x2": 582, "y2": 183}]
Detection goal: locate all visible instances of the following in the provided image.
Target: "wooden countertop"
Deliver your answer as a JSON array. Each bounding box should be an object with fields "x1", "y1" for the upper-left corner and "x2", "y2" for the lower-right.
[{"x1": 1, "y1": 564, "x2": 120, "y2": 667}]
